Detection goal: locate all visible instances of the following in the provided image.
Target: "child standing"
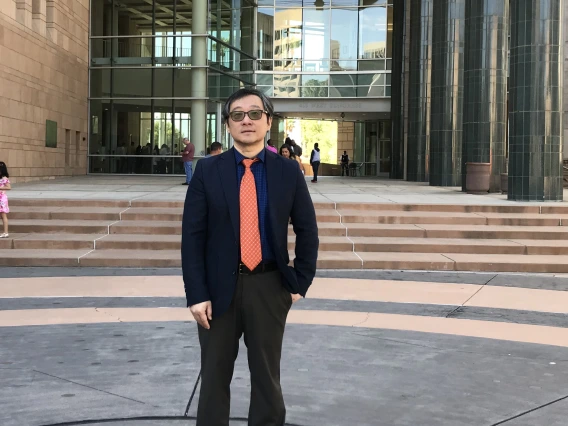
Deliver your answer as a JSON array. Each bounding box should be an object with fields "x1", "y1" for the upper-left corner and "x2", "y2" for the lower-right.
[{"x1": 0, "y1": 161, "x2": 10, "y2": 238}]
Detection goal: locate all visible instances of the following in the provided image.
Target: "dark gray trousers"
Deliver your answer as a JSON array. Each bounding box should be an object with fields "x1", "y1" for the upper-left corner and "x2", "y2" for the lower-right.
[{"x1": 196, "y1": 270, "x2": 292, "y2": 426}]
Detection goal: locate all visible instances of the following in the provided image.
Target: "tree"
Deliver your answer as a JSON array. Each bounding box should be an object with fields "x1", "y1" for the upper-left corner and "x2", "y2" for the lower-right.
[
  {"x1": 153, "y1": 120, "x2": 181, "y2": 147},
  {"x1": 300, "y1": 120, "x2": 338, "y2": 164}
]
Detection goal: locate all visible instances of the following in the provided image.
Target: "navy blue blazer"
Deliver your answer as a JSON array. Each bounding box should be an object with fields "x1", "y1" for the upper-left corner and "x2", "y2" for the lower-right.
[{"x1": 181, "y1": 147, "x2": 319, "y2": 318}]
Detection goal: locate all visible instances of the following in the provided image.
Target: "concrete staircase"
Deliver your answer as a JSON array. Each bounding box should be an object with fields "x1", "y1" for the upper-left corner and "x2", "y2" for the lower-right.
[{"x1": 3, "y1": 199, "x2": 568, "y2": 272}]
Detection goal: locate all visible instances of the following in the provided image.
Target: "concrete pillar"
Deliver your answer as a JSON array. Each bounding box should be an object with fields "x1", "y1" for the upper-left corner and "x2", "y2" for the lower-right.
[
  {"x1": 407, "y1": 0, "x2": 433, "y2": 182},
  {"x1": 216, "y1": 102, "x2": 224, "y2": 148},
  {"x1": 509, "y1": 0, "x2": 564, "y2": 201},
  {"x1": 562, "y1": 1, "x2": 568, "y2": 160},
  {"x1": 462, "y1": 0, "x2": 508, "y2": 192},
  {"x1": 16, "y1": 0, "x2": 32, "y2": 28},
  {"x1": 390, "y1": 0, "x2": 406, "y2": 179},
  {"x1": 429, "y1": 0, "x2": 465, "y2": 187},
  {"x1": 191, "y1": 0, "x2": 208, "y2": 160},
  {"x1": 32, "y1": 0, "x2": 46, "y2": 36}
]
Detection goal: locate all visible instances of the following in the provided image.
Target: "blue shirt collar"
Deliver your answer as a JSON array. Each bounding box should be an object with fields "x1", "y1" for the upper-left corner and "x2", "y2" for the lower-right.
[{"x1": 234, "y1": 147, "x2": 266, "y2": 164}]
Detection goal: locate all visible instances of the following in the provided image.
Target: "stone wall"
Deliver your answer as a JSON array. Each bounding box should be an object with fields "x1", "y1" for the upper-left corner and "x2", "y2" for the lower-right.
[
  {"x1": 337, "y1": 121, "x2": 354, "y2": 163},
  {"x1": 0, "y1": 0, "x2": 89, "y2": 182}
]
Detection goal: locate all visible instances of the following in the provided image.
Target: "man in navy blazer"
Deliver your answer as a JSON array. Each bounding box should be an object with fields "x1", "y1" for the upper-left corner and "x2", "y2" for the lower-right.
[{"x1": 182, "y1": 88, "x2": 319, "y2": 426}]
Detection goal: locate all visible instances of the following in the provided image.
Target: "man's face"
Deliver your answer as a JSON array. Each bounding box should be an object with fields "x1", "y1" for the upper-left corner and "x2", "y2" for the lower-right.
[
  {"x1": 226, "y1": 95, "x2": 272, "y2": 146},
  {"x1": 183, "y1": 139, "x2": 190, "y2": 145}
]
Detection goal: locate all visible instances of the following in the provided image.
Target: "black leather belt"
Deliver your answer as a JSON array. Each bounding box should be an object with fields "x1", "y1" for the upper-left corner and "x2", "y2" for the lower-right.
[{"x1": 238, "y1": 262, "x2": 278, "y2": 275}]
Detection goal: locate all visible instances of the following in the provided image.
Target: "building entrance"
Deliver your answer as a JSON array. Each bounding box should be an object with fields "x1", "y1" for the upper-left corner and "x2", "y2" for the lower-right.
[{"x1": 356, "y1": 120, "x2": 392, "y2": 176}]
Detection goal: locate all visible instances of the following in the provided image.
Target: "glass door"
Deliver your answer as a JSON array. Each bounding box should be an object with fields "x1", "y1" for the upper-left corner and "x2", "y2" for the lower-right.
[{"x1": 379, "y1": 139, "x2": 391, "y2": 174}]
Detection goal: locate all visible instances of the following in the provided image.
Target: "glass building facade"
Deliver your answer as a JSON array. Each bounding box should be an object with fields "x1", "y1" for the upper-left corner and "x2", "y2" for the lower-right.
[
  {"x1": 88, "y1": 0, "x2": 394, "y2": 175},
  {"x1": 89, "y1": 0, "x2": 255, "y2": 174},
  {"x1": 256, "y1": 0, "x2": 393, "y2": 98}
]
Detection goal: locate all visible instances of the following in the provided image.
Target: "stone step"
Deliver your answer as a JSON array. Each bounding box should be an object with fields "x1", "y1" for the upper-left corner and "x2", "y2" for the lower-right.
[
  {"x1": 9, "y1": 219, "x2": 568, "y2": 240},
  {"x1": 9, "y1": 234, "x2": 568, "y2": 256},
  {"x1": 9, "y1": 207, "x2": 125, "y2": 221},
  {"x1": 11, "y1": 198, "x2": 568, "y2": 215},
  {"x1": 9, "y1": 199, "x2": 130, "y2": 208},
  {"x1": 10, "y1": 205, "x2": 568, "y2": 227},
  {"x1": 3, "y1": 249, "x2": 568, "y2": 273},
  {"x1": 9, "y1": 220, "x2": 113, "y2": 234}
]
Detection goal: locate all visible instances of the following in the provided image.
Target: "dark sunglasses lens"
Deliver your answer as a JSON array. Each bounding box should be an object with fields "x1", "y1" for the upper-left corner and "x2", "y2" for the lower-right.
[
  {"x1": 249, "y1": 110, "x2": 263, "y2": 120},
  {"x1": 231, "y1": 112, "x2": 245, "y2": 121}
]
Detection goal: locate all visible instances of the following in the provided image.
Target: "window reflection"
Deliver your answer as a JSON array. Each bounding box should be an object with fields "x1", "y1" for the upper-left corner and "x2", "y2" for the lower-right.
[
  {"x1": 359, "y1": 6, "x2": 388, "y2": 59},
  {"x1": 331, "y1": 8, "x2": 358, "y2": 71},
  {"x1": 274, "y1": 9, "x2": 303, "y2": 65},
  {"x1": 302, "y1": 9, "x2": 330, "y2": 72}
]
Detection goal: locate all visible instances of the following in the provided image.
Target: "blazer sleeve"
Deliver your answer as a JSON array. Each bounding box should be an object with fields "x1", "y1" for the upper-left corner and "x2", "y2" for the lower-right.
[
  {"x1": 181, "y1": 160, "x2": 210, "y2": 307},
  {"x1": 289, "y1": 163, "x2": 319, "y2": 296}
]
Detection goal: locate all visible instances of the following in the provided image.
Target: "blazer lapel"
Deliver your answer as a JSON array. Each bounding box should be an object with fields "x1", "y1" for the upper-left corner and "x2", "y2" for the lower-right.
[
  {"x1": 266, "y1": 150, "x2": 283, "y2": 242},
  {"x1": 218, "y1": 148, "x2": 239, "y2": 242}
]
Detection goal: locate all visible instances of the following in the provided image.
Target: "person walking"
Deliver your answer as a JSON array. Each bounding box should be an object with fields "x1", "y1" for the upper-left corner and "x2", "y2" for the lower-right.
[
  {"x1": 0, "y1": 161, "x2": 11, "y2": 238},
  {"x1": 341, "y1": 150, "x2": 350, "y2": 176},
  {"x1": 181, "y1": 138, "x2": 195, "y2": 185},
  {"x1": 310, "y1": 143, "x2": 321, "y2": 183},
  {"x1": 182, "y1": 87, "x2": 319, "y2": 426}
]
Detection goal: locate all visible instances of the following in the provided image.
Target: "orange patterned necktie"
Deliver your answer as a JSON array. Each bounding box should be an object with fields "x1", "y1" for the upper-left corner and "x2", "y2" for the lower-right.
[{"x1": 240, "y1": 158, "x2": 262, "y2": 270}]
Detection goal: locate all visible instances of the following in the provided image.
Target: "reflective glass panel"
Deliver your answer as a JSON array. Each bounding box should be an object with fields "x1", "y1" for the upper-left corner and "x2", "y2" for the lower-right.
[
  {"x1": 359, "y1": 6, "x2": 388, "y2": 59},
  {"x1": 331, "y1": 8, "x2": 358, "y2": 71},
  {"x1": 302, "y1": 9, "x2": 330, "y2": 72},
  {"x1": 274, "y1": 9, "x2": 303, "y2": 60}
]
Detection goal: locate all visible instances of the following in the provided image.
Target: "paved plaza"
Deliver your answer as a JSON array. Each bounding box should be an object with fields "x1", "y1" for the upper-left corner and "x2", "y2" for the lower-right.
[
  {"x1": 1, "y1": 176, "x2": 568, "y2": 425},
  {"x1": 9, "y1": 175, "x2": 568, "y2": 205}
]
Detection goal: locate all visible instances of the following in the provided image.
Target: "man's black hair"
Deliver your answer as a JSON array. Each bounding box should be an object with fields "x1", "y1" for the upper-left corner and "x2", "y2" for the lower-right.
[
  {"x1": 222, "y1": 88, "x2": 274, "y2": 124},
  {"x1": 210, "y1": 141, "x2": 222, "y2": 151}
]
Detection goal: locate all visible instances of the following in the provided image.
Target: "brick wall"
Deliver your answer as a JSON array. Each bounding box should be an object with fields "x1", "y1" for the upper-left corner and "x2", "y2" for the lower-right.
[
  {"x1": 337, "y1": 121, "x2": 354, "y2": 163},
  {"x1": 0, "y1": 0, "x2": 89, "y2": 182}
]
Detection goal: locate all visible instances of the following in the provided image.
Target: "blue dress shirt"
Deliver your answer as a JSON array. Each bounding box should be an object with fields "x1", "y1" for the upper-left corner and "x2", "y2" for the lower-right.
[{"x1": 234, "y1": 148, "x2": 275, "y2": 263}]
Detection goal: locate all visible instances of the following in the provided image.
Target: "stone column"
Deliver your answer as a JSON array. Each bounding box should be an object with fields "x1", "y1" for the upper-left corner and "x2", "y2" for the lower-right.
[
  {"x1": 407, "y1": 0, "x2": 432, "y2": 182},
  {"x1": 216, "y1": 102, "x2": 223, "y2": 148},
  {"x1": 16, "y1": 0, "x2": 32, "y2": 28},
  {"x1": 462, "y1": 0, "x2": 508, "y2": 192},
  {"x1": 191, "y1": 0, "x2": 208, "y2": 160},
  {"x1": 429, "y1": 0, "x2": 465, "y2": 186},
  {"x1": 390, "y1": 0, "x2": 406, "y2": 179},
  {"x1": 562, "y1": 1, "x2": 568, "y2": 160},
  {"x1": 509, "y1": 0, "x2": 564, "y2": 201}
]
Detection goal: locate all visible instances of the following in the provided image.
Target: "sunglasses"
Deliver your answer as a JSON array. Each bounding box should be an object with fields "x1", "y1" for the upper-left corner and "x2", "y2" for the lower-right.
[{"x1": 229, "y1": 110, "x2": 267, "y2": 122}]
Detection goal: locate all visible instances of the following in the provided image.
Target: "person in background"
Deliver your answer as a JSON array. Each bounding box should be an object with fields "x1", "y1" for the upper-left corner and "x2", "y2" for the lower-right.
[
  {"x1": 204, "y1": 142, "x2": 223, "y2": 158},
  {"x1": 341, "y1": 150, "x2": 350, "y2": 176},
  {"x1": 280, "y1": 144, "x2": 305, "y2": 175},
  {"x1": 0, "y1": 161, "x2": 11, "y2": 238},
  {"x1": 290, "y1": 139, "x2": 302, "y2": 158},
  {"x1": 310, "y1": 142, "x2": 321, "y2": 183},
  {"x1": 266, "y1": 139, "x2": 278, "y2": 154},
  {"x1": 279, "y1": 144, "x2": 293, "y2": 159},
  {"x1": 181, "y1": 138, "x2": 195, "y2": 185}
]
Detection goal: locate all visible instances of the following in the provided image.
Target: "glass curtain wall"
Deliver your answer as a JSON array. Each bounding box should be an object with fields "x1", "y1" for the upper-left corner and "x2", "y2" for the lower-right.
[
  {"x1": 89, "y1": 0, "x2": 254, "y2": 174},
  {"x1": 256, "y1": 0, "x2": 393, "y2": 97}
]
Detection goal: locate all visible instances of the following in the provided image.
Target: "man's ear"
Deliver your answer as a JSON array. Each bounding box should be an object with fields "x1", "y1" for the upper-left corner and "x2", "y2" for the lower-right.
[{"x1": 267, "y1": 116, "x2": 273, "y2": 127}]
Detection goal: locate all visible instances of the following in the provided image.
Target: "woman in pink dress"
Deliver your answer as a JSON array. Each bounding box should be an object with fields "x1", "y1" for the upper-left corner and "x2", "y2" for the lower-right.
[{"x1": 0, "y1": 161, "x2": 10, "y2": 238}]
